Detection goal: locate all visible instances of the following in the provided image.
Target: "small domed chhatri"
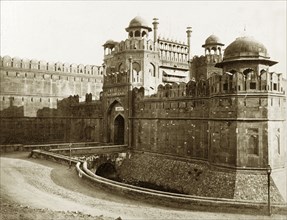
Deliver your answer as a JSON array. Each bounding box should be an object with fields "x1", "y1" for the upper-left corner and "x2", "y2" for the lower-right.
[
  {"x1": 103, "y1": 39, "x2": 118, "y2": 46},
  {"x1": 126, "y1": 16, "x2": 152, "y2": 32},
  {"x1": 203, "y1": 35, "x2": 224, "y2": 46},
  {"x1": 202, "y1": 35, "x2": 224, "y2": 56}
]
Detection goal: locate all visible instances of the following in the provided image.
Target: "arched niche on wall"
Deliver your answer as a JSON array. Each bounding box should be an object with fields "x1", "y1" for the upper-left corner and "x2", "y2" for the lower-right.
[{"x1": 148, "y1": 62, "x2": 155, "y2": 77}]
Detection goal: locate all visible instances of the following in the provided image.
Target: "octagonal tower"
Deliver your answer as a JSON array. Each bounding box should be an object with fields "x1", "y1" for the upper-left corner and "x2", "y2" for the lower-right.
[{"x1": 211, "y1": 36, "x2": 286, "y2": 201}]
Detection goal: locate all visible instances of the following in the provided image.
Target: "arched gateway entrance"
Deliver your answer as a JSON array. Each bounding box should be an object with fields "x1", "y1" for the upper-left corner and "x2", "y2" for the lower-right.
[
  {"x1": 106, "y1": 100, "x2": 125, "y2": 144},
  {"x1": 114, "y1": 114, "x2": 125, "y2": 145}
]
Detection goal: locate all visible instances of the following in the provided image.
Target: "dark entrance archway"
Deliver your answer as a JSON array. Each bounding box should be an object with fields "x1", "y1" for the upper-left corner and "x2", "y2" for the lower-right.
[
  {"x1": 114, "y1": 115, "x2": 125, "y2": 145},
  {"x1": 96, "y1": 162, "x2": 118, "y2": 180}
]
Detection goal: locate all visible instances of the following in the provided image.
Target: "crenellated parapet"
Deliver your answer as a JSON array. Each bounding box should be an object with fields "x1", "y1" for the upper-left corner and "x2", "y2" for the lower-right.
[
  {"x1": 191, "y1": 55, "x2": 222, "y2": 66},
  {"x1": 0, "y1": 55, "x2": 103, "y2": 76},
  {"x1": 191, "y1": 55, "x2": 205, "y2": 64},
  {"x1": 0, "y1": 55, "x2": 104, "y2": 117},
  {"x1": 208, "y1": 69, "x2": 285, "y2": 95},
  {"x1": 132, "y1": 81, "x2": 210, "y2": 119},
  {"x1": 207, "y1": 69, "x2": 286, "y2": 122},
  {"x1": 133, "y1": 79, "x2": 210, "y2": 100},
  {"x1": 104, "y1": 38, "x2": 157, "y2": 58}
]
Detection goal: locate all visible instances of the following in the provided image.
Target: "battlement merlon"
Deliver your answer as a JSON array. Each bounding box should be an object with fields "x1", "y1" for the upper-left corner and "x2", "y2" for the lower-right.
[{"x1": 0, "y1": 55, "x2": 103, "y2": 76}]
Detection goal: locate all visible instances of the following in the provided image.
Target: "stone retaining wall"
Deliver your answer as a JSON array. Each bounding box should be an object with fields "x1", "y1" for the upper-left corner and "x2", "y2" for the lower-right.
[
  {"x1": 118, "y1": 152, "x2": 284, "y2": 202},
  {"x1": 76, "y1": 162, "x2": 287, "y2": 215},
  {"x1": 16, "y1": 148, "x2": 286, "y2": 214}
]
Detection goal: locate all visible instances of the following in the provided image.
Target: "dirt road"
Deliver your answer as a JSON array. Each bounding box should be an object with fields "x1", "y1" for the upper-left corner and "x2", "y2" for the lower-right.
[{"x1": 0, "y1": 153, "x2": 285, "y2": 219}]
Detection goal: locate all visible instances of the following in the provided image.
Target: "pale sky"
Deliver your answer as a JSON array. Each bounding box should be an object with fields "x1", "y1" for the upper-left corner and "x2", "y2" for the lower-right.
[{"x1": 1, "y1": 1, "x2": 286, "y2": 74}]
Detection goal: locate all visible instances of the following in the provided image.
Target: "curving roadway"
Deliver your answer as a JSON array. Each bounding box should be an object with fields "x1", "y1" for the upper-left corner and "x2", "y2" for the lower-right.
[{"x1": 0, "y1": 153, "x2": 285, "y2": 220}]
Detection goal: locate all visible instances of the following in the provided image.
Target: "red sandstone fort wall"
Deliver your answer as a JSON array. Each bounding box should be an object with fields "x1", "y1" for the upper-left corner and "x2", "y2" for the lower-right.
[{"x1": 0, "y1": 56, "x2": 103, "y2": 117}]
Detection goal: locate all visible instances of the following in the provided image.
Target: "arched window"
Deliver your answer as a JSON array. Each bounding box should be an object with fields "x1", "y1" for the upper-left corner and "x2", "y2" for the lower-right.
[
  {"x1": 149, "y1": 63, "x2": 156, "y2": 77},
  {"x1": 260, "y1": 69, "x2": 267, "y2": 78},
  {"x1": 248, "y1": 135, "x2": 258, "y2": 155},
  {"x1": 129, "y1": 31, "x2": 133, "y2": 37},
  {"x1": 132, "y1": 62, "x2": 141, "y2": 73},
  {"x1": 226, "y1": 70, "x2": 236, "y2": 91},
  {"x1": 135, "y1": 30, "x2": 140, "y2": 37},
  {"x1": 211, "y1": 47, "x2": 217, "y2": 55},
  {"x1": 259, "y1": 69, "x2": 267, "y2": 90},
  {"x1": 243, "y1": 68, "x2": 256, "y2": 90},
  {"x1": 218, "y1": 47, "x2": 221, "y2": 55},
  {"x1": 142, "y1": 31, "x2": 147, "y2": 37},
  {"x1": 243, "y1": 68, "x2": 255, "y2": 80},
  {"x1": 272, "y1": 73, "x2": 279, "y2": 91}
]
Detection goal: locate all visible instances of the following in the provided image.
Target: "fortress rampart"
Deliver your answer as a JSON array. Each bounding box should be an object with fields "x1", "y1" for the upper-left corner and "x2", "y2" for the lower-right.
[
  {"x1": 130, "y1": 70, "x2": 286, "y2": 171},
  {"x1": 0, "y1": 56, "x2": 104, "y2": 117}
]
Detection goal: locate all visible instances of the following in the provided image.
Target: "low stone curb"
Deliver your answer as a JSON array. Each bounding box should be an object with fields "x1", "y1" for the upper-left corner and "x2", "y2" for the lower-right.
[
  {"x1": 30, "y1": 149, "x2": 83, "y2": 166},
  {"x1": 0, "y1": 142, "x2": 101, "y2": 153},
  {"x1": 77, "y1": 161, "x2": 287, "y2": 215},
  {"x1": 26, "y1": 148, "x2": 287, "y2": 215}
]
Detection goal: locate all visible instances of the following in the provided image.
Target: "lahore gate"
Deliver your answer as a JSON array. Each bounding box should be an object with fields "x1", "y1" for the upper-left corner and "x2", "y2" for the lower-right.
[{"x1": 0, "y1": 16, "x2": 286, "y2": 204}]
